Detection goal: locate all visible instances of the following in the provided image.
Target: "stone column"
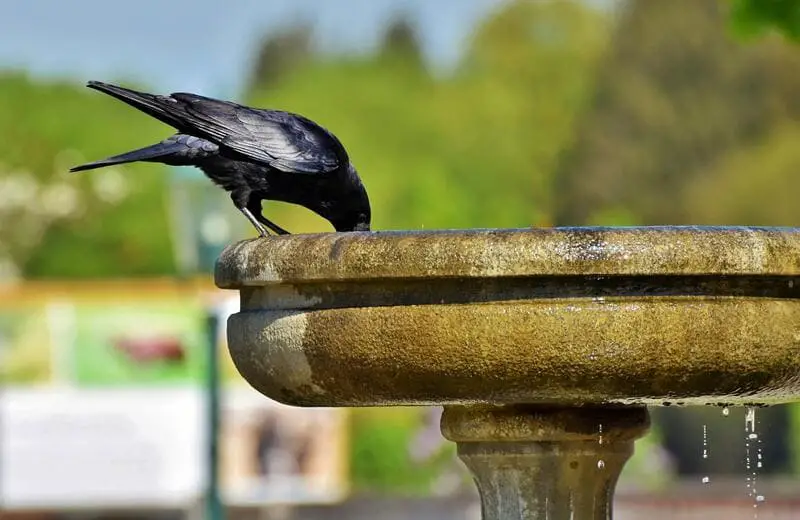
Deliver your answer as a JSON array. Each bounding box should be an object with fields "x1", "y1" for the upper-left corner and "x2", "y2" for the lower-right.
[{"x1": 441, "y1": 405, "x2": 650, "y2": 520}]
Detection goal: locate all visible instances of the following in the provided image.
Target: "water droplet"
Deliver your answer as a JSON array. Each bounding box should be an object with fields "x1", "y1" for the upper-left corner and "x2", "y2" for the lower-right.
[
  {"x1": 722, "y1": 407, "x2": 730, "y2": 417},
  {"x1": 701, "y1": 476, "x2": 710, "y2": 484},
  {"x1": 702, "y1": 424, "x2": 709, "y2": 459},
  {"x1": 597, "y1": 460, "x2": 605, "y2": 470},
  {"x1": 756, "y1": 495, "x2": 765, "y2": 502},
  {"x1": 748, "y1": 433, "x2": 758, "y2": 440},
  {"x1": 789, "y1": 280, "x2": 794, "y2": 288},
  {"x1": 745, "y1": 407, "x2": 756, "y2": 431},
  {"x1": 598, "y1": 423, "x2": 604, "y2": 446}
]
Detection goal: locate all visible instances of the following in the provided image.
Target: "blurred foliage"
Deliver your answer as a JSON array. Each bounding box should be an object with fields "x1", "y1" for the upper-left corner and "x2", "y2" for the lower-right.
[
  {"x1": 555, "y1": 0, "x2": 800, "y2": 226},
  {"x1": 349, "y1": 408, "x2": 452, "y2": 494},
  {"x1": 730, "y1": 0, "x2": 800, "y2": 42},
  {"x1": 0, "y1": 72, "x2": 176, "y2": 278},
  {"x1": 683, "y1": 122, "x2": 800, "y2": 224}
]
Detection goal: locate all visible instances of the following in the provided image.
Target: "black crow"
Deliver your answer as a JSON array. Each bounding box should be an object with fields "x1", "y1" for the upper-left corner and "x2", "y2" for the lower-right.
[{"x1": 70, "y1": 81, "x2": 371, "y2": 235}]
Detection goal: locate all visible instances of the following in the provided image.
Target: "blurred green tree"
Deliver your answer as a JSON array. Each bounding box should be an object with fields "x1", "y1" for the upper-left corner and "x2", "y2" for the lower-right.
[
  {"x1": 553, "y1": 0, "x2": 800, "y2": 226},
  {"x1": 730, "y1": 0, "x2": 800, "y2": 42},
  {"x1": 451, "y1": 0, "x2": 609, "y2": 226},
  {"x1": 682, "y1": 122, "x2": 800, "y2": 225},
  {"x1": 380, "y1": 14, "x2": 425, "y2": 69},
  {"x1": 247, "y1": 23, "x2": 314, "y2": 92}
]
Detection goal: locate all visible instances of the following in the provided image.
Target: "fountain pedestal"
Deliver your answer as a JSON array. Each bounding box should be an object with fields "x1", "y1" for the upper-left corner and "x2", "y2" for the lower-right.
[
  {"x1": 216, "y1": 227, "x2": 800, "y2": 519},
  {"x1": 442, "y1": 405, "x2": 649, "y2": 520},
  {"x1": 442, "y1": 406, "x2": 649, "y2": 520}
]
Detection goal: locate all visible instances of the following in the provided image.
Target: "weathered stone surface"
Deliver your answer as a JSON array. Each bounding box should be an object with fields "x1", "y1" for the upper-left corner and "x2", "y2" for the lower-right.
[
  {"x1": 440, "y1": 405, "x2": 650, "y2": 443},
  {"x1": 440, "y1": 405, "x2": 650, "y2": 520},
  {"x1": 216, "y1": 226, "x2": 800, "y2": 286},
  {"x1": 217, "y1": 226, "x2": 800, "y2": 407}
]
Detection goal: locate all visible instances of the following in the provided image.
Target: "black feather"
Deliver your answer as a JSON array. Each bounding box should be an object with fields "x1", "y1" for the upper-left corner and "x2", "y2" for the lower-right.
[{"x1": 70, "y1": 134, "x2": 218, "y2": 172}]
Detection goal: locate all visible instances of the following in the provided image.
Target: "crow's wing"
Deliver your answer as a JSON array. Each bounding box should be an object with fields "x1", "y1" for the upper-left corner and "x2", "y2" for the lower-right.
[
  {"x1": 70, "y1": 134, "x2": 218, "y2": 173},
  {"x1": 84, "y1": 82, "x2": 343, "y2": 174},
  {"x1": 171, "y1": 93, "x2": 343, "y2": 174}
]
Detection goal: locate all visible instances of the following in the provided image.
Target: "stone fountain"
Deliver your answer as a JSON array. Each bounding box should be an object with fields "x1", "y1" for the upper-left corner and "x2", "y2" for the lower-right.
[{"x1": 215, "y1": 226, "x2": 800, "y2": 519}]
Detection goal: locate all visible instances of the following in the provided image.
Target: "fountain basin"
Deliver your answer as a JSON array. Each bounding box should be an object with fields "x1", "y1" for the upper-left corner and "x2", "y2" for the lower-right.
[{"x1": 216, "y1": 226, "x2": 800, "y2": 408}]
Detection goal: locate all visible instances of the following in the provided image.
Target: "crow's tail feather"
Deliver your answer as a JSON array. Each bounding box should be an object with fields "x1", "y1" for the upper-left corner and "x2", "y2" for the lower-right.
[
  {"x1": 69, "y1": 140, "x2": 192, "y2": 173},
  {"x1": 85, "y1": 80, "x2": 189, "y2": 130}
]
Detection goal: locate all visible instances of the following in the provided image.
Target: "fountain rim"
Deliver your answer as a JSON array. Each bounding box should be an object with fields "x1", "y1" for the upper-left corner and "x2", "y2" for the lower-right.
[{"x1": 215, "y1": 225, "x2": 800, "y2": 288}]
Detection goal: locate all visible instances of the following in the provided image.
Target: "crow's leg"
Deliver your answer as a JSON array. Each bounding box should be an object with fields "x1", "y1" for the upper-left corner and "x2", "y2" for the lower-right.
[
  {"x1": 231, "y1": 190, "x2": 269, "y2": 236},
  {"x1": 247, "y1": 195, "x2": 291, "y2": 235}
]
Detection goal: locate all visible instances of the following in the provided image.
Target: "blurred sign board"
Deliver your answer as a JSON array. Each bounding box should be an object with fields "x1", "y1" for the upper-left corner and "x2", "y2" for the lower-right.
[
  {"x1": 0, "y1": 282, "x2": 348, "y2": 511},
  {"x1": 0, "y1": 386, "x2": 347, "y2": 510},
  {"x1": 1, "y1": 387, "x2": 204, "y2": 509},
  {"x1": 0, "y1": 282, "x2": 237, "y2": 387},
  {"x1": 69, "y1": 300, "x2": 208, "y2": 386}
]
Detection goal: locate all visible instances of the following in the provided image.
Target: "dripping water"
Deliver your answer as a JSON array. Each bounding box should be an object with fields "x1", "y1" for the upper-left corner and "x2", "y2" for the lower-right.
[
  {"x1": 597, "y1": 423, "x2": 604, "y2": 470},
  {"x1": 701, "y1": 423, "x2": 709, "y2": 484},
  {"x1": 744, "y1": 407, "x2": 763, "y2": 516},
  {"x1": 755, "y1": 408, "x2": 765, "y2": 508}
]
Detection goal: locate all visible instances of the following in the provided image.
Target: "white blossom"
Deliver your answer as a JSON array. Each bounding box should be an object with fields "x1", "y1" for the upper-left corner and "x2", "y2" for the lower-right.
[
  {"x1": 0, "y1": 172, "x2": 39, "y2": 212},
  {"x1": 40, "y1": 182, "x2": 81, "y2": 218},
  {"x1": 91, "y1": 168, "x2": 130, "y2": 204}
]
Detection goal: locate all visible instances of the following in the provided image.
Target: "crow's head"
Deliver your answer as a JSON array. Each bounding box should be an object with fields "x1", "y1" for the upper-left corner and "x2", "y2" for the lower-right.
[{"x1": 330, "y1": 164, "x2": 371, "y2": 232}]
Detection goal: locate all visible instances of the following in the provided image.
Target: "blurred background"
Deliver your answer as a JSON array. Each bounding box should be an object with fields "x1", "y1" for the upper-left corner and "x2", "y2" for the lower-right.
[{"x1": 2, "y1": 0, "x2": 800, "y2": 518}]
